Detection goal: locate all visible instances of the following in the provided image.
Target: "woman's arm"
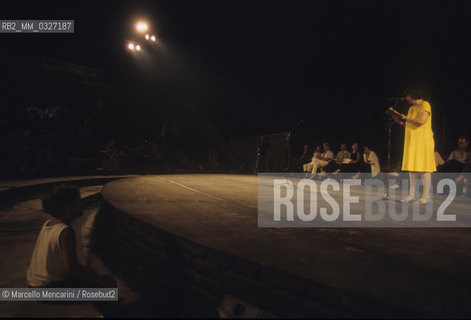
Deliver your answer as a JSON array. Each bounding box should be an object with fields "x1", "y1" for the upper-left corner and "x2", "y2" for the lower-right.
[{"x1": 402, "y1": 111, "x2": 430, "y2": 127}]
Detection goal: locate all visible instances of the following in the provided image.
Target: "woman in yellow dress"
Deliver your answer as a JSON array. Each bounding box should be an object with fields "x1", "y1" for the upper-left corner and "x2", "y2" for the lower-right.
[{"x1": 392, "y1": 89, "x2": 436, "y2": 204}]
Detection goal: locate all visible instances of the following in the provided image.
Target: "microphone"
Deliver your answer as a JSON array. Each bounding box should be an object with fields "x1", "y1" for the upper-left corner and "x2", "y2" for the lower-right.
[{"x1": 388, "y1": 97, "x2": 405, "y2": 101}]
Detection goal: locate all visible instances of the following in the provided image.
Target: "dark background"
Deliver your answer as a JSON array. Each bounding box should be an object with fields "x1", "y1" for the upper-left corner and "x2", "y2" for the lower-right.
[{"x1": 1, "y1": 0, "x2": 471, "y2": 166}]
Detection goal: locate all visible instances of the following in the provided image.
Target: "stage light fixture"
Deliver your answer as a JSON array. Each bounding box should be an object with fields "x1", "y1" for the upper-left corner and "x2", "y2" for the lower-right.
[
  {"x1": 127, "y1": 42, "x2": 135, "y2": 50},
  {"x1": 136, "y1": 22, "x2": 148, "y2": 33},
  {"x1": 150, "y1": 35, "x2": 157, "y2": 42},
  {"x1": 135, "y1": 44, "x2": 141, "y2": 51},
  {"x1": 145, "y1": 34, "x2": 150, "y2": 40}
]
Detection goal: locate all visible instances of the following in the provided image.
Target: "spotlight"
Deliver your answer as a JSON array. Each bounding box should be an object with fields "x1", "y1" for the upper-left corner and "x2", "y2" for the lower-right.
[
  {"x1": 136, "y1": 22, "x2": 148, "y2": 33},
  {"x1": 135, "y1": 44, "x2": 141, "y2": 51},
  {"x1": 127, "y1": 42, "x2": 135, "y2": 50},
  {"x1": 150, "y1": 35, "x2": 157, "y2": 42},
  {"x1": 145, "y1": 34, "x2": 150, "y2": 40}
]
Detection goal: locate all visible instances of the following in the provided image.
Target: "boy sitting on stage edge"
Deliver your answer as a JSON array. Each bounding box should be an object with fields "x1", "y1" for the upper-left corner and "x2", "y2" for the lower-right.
[{"x1": 27, "y1": 184, "x2": 115, "y2": 288}]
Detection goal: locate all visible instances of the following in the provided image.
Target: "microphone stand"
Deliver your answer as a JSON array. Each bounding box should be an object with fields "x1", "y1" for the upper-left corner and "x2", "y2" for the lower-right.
[{"x1": 386, "y1": 101, "x2": 398, "y2": 171}]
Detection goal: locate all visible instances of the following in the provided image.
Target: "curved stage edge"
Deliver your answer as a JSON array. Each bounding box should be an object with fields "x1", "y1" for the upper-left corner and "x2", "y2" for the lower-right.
[{"x1": 91, "y1": 174, "x2": 471, "y2": 318}]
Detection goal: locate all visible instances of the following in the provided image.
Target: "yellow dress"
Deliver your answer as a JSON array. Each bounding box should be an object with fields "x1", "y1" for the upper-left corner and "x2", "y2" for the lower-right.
[{"x1": 401, "y1": 100, "x2": 436, "y2": 172}]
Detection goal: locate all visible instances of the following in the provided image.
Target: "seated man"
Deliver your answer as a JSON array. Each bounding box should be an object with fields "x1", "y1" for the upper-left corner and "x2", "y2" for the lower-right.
[
  {"x1": 27, "y1": 185, "x2": 115, "y2": 288},
  {"x1": 335, "y1": 143, "x2": 351, "y2": 163},
  {"x1": 323, "y1": 143, "x2": 351, "y2": 173},
  {"x1": 309, "y1": 142, "x2": 334, "y2": 175},
  {"x1": 438, "y1": 136, "x2": 470, "y2": 172},
  {"x1": 303, "y1": 145, "x2": 320, "y2": 173},
  {"x1": 296, "y1": 144, "x2": 311, "y2": 172}
]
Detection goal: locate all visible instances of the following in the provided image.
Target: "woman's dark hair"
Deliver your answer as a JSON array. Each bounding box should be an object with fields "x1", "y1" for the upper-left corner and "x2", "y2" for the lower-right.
[
  {"x1": 404, "y1": 87, "x2": 426, "y2": 100},
  {"x1": 41, "y1": 184, "x2": 80, "y2": 218}
]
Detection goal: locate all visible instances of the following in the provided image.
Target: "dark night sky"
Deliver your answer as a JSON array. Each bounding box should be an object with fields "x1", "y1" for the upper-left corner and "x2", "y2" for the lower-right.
[{"x1": 2, "y1": 0, "x2": 471, "y2": 155}]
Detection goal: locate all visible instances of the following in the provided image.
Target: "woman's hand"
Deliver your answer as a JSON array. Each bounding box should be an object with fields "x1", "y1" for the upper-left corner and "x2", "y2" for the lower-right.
[{"x1": 391, "y1": 114, "x2": 405, "y2": 126}]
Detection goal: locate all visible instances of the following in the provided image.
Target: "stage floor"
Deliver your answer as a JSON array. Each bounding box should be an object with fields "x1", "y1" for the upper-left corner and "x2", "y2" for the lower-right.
[{"x1": 102, "y1": 174, "x2": 471, "y2": 316}]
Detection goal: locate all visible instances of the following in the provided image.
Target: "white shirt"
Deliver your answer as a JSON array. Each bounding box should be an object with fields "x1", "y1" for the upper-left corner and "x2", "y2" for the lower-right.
[
  {"x1": 311, "y1": 150, "x2": 334, "y2": 162},
  {"x1": 321, "y1": 150, "x2": 334, "y2": 160},
  {"x1": 364, "y1": 151, "x2": 381, "y2": 177},
  {"x1": 27, "y1": 220, "x2": 69, "y2": 287},
  {"x1": 335, "y1": 150, "x2": 351, "y2": 162}
]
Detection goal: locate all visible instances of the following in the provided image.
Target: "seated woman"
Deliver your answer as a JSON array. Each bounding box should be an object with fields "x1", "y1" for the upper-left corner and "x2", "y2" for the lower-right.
[{"x1": 358, "y1": 145, "x2": 381, "y2": 178}]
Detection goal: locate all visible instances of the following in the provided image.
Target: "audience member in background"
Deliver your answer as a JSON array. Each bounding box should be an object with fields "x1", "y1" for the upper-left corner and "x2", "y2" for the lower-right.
[
  {"x1": 308, "y1": 142, "x2": 334, "y2": 176},
  {"x1": 332, "y1": 142, "x2": 361, "y2": 175},
  {"x1": 303, "y1": 145, "x2": 320, "y2": 173},
  {"x1": 335, "y1": 143, "x2": 351, "y2": 162},
  {"x1": 27, "y1": 185, "x2": 115, "y2": 288},
  {"x1": 359, "y1": 145, "x2": 380, "y2": 177},
  {"x1": 438, "y1": 136, "x2": 470, "y2": 172},
  {"x1": 296, "y1": 144, "x2": 311, "y2": 172},
  {"x1": 323, "y1": 143, "x2": 351, "y2": 173}
]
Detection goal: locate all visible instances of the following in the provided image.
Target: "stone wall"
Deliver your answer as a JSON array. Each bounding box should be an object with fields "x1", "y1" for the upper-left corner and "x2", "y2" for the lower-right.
[{"x1": 91, "y1": 199, "x2": 355, "y2": 318}]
